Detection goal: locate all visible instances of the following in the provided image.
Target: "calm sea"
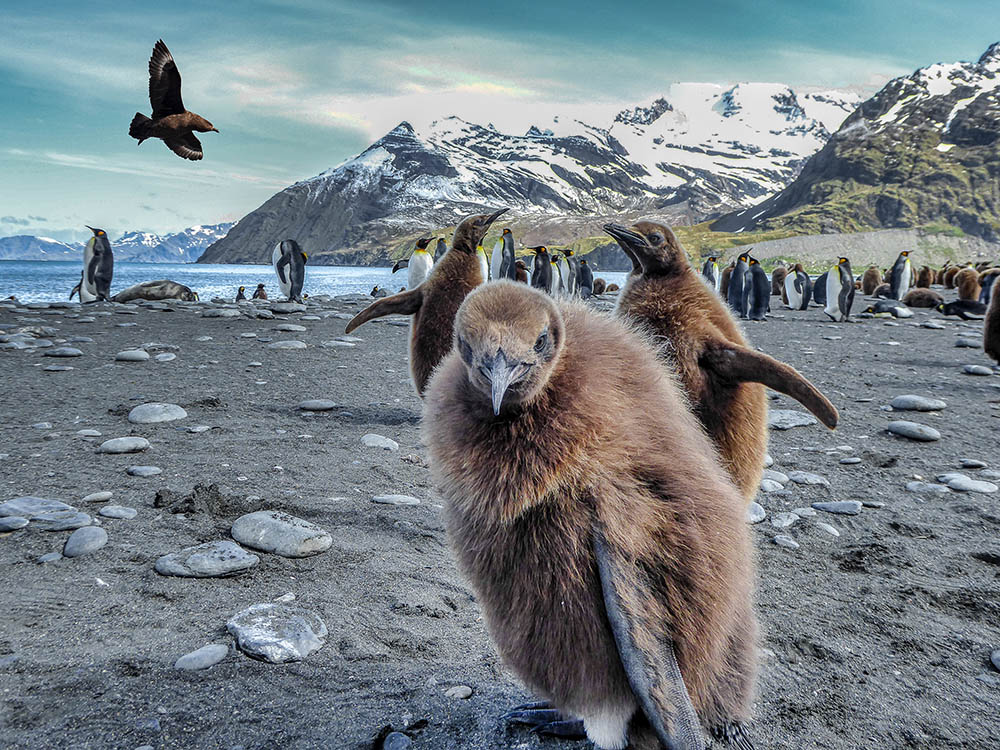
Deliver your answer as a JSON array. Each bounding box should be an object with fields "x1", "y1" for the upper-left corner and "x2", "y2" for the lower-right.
[{"x1": 0, "y1": 260, "x2": 629, "y2": 303}]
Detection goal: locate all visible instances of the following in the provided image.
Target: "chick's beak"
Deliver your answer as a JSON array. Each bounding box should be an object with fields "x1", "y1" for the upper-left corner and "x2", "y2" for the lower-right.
[{"x1": 484, "y1": 348, "x2": 523, "y2": 416}]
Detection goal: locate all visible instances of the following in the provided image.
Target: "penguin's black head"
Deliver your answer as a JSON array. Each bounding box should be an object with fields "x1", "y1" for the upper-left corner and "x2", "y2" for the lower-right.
[
  {"x1": 256, "y1": 283, "x2": 265, "y2": 288},
  {"x1": 579, "y1": 259, "x2": 588, "y2": 265},
  {"x1": 454, "y1": 281, "x2": 564, "y2": 417},
  {"x1": 503, "y1": 228, "x2": 512, "y2": 236},
  {"x1": 416, "y1": 237, "x2": 433, "y2": 250},
  {"x1": 86, "y1": 225, "x2": 107, "y2": 238},
  {"x1": 453, "y1": 208, "x2": 508, "y2": 253},
  {"x1": 901, "y1": 251, "x2": 910, "y2": 257},
  {"x1": 239, "y1": 286, "x2": 245, "y2": 292},
  {"x1": 564, "y1": 249, "x2": 574, "y2": 257},
  {"x1": 749, "y1": 257, "x2": 759, "y2": 266},
  {"x1": 603, "y1": 221, "x2": 685, "y2": 275},
  {"x1": 838, "y1": 257, "x2": 849, "y2": 264}
]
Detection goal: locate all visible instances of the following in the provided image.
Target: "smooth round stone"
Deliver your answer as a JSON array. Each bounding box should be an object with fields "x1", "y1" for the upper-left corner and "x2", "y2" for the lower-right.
[
  {"x1": 991, "y1": 649, "x2": 1000, "y2": 672},
  {"x1": 937, "y1": 473, "x2": 998, "y2": 493},
  {"x1": 759, "y1": 479, "x2": 783, "y2": 492},
  {"x1": 98, "y1": 437, "x2": 150, "y2": 454},
  {"x1": 791, "y1": 507, "x2": 817, "y2": 517},
  {"x1": 226, "y1": 603, "x2": 327, "y2": 663},
  {"x1": 961, "y1": 459, "x2": 988, "y2": 469},
  {"x1": 887, "y1": 421, "x2": 940, "y2": 442},
  {"x1": 335, "y1": 335, "x2": 364, "y2": 343},
  {"x1": 772, "y1": 535, "x2": 799, "y2": 550},
  {"x1": 240, "y1": 333, "x2": 258, "y2": 338},
  {"x1": 195, "y1": 336, "x2": 213, "y2": 342},
  {"x1": 815, "y1": 522, "x2": 841, "y2": 537},
  {"x1": 128, "y1": 403, "x2": 187, "y2": 424},
  {"x1": 746, "y1": 503, "x2": 766, "y2": 524},
  {"x1": 299, "y1": 400, "x2": 337, "y2": 412},
  {"x1": 247, "y1": 361, "x2": 263, "y2": 367},
  {"x1": 811, "y1": 501, "x2": 863, "y2": 515},
  {"x1": 444, "y1": 685, "x2": 473, "y2": 699},
  {"x1": 771, "y1": 512, "x2": 799, "y2": 529},
  {"x1": 768, "y1": 410, "x2": 818, "y2": 430},
  {"x1": 32, "y1": 422, "x2": 52, "y2": 429},
  {"x1": 32, "y1": 510, "x2": 92, "y2": 530},
  {"x1": 127, "y1": 465, "x2": 162, "y2": 477},
  {"x1": 763, "y1": 454, "x2": 774, "y2": 468},
  {"x1": 188, "y1": 425, "x2": 210, "y2": 433},
  {"x1": 361, "y1": 433, "x2": 399, "y2": 451},
  {"x1": 761, "y1": 469, "x2": 788, "y2": 483},
  {"x1": 269, "y1": 302, "x2": 307, "y2": 314},
  {"x1": 82, "y1": 491, "x2": 113, "y2": 503},
  {"x1": 921, "y1": 320, "x2": 945, "y2": 329},
  {"x1": 839, "y1": 457, "x2": 863, "y2": 465},
  {"x1": 980, "y1": 469, "x2": 1000, "y2": 480},
  {"x1": 115, "y1": 350, "x2": 150, "y2": 362},
  {"x1": 63, "y1": 526, "x2": 108, "y2": 557},
  {"x1": 321, "y1": 340, "x2": 355, "y2": 348},
  {"x1": 230, "y1": 510, "x2": 333, "y2": 558},
  {"x1": 76, "y1": 429, "x2": 102, "y2": 437},
  {"x1": 155, "y1": 540, "x2": 260, "y2": 578},
  {"x1": 43, "y1": 347, "x2": 82, "y2": 358},
  {"x1": 0, "y1": 496, "x2": 75, "y2": 518},
  {"x1": 99, "y1": 505, "x2": 137, "y2": 519},
  {"x1": 37, "y1": 552, "x2": 62, "y2": 563},
  {"x1": 0, "y1": 516, "x2": 29, "y2": 531},
  {"x1": 964, "y1": 365, "x2": 993, "y2": 376},
  {"x1": 43, "y1": 365, "x2": 74, "y2": 372},
  {"x1": 174, "y1": 644, "x2": 229, "y2": 671},
  {"x1": 155, "y1": 353, "x2": 176, "y2": 362},
  {"x1": 383, "y1": 732, "x2": 413, "y2": 750},
  {"x1": 788, "y1": 471, "x2": 830, "y2": 487},
  {"x1": 955, "y1": 338, "x2": 980, "y2": 348},
  {"x1": 202, "y1": 308, "x2": 241, "y2": 318},
  {"x1": 267, "y1": 340, "x2": 306, "y2": 350},
  {"x1": 905, "y1": 480, "x2": 951, "y2": 494},
  {"x1": 889, "y1": 395, "x2": 947, "y2": 411},
  {"x1": 372, "y1": 494, "x2": 420, "y2": 506},
  {"x1": 274, "y1": 324, "x2": 307, "y2": 332}
]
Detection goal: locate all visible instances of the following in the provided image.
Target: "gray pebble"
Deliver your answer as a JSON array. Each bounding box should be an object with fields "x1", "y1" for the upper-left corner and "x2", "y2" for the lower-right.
[
  {"x1": 32, "y1": 422, "x2": 52, "y2": 429},
  {"x1": 63, "y1": 526, "x2": 108, "y2": 557},
  {"x1": 383, "y1": 732, "x2": 413, "y2": 750},
  {"x1": 231, "y1": 510, "x2": 333, "y2": 558},
  {"x1": 32, "y1": 510, "x2": 93, "y2": 531},
  {"x1": 889, "y1": 395, "x2": 947, "y2": 411},
  {"x1": 128, "y1": 403, "x2": 187, "y2": 424},
  {"x1": 815, "y1": 522, "x2": 840, "y2": 537},
  {"x1": 0, "y1": 516, "x2": 29, "y2": 531},
  {"x1": 226, "y1": 603, "x2": 327, "y2": 663},
  {"x1": 188, "y1": 425, "x2": 211, "y2": 433},
  {"x1": 905, "y1": 481, "x2": 951, "y2": 494},
  {"x1": 362, "y1": 433, "x2": 399, "y2": 451},
  {"x1": 76, "y1": 429, "x2": 102, "y2": 437},
  {"x1": 195, "y1": 336, "x2": 213, "y2": 342},
  {"x1": 269, "y1": 302, "x2": 307, "y2": 314},
  {"x1": 955, "y1": 338, "x2": 980, "y2": 348},
  {"x1": 788, "y1": 470, "x2": 830, "y2": 487},
  {"x1": 961, "y1": 459, "x2": 988, "y2": 469},
  {"x1": 274, "y1": 323, "x2": 307, "y2": 332},
  {"x1": 936, "y1": 473, "x2": 998, "y2": 493},
  {"x1": 98, "y1": 437, "x2": 150, "y2": 454},
  {"x1": 155, "y1": 353, "x2": 176, "y2": 362},
  {"x1": 921, "y1": 320, "x2": 945, "y2": 329},
  {"x1": 321, "y1": 340, "x2": 355, "y2": 348},
  {"x1": 42, "y1": 347, "x2": 82, "y2": 358},
  {"x1": 267, "y1": 340, "x2": 307, "y2": 350},
  {"x1": 761, "y1": 469, "x2": 789, "y2": 483},
  {"x1": 768, "y1": 410, "x2": 818, "y2": 430},
  {"x1": 201, "y1": 308, "x2": 241, "y2": 318},
  {"x1": 299, "y1": 399, "x2": 337, "y2": 411},
  {"x1": 963, "y1": 365, "x2": 993, "y2": 376},
  {"x1": 37, "y1": 552, "x2": 62, "y2": 563},
  {"x1": 763, "y1": 454, "x2": 774, "y2": 468},
  {"x1": 979, "y1": 469, "x2": 1000, "y2": 480},
  {"x1": 839, "y1": 457, "x2": 862, "y2": 465},
  {"x1": 772, "y1": 535, "x2": 800, "y2": 550},
  {"x1": 99, "y1": 505, "x2": 137, "y2": 520},
  {"x1": 791, "y1": 507, "x2": 817, "y2": 518},
  {"x1": 115, "y1": 350, "x2": 151, "y2": 362},
  {"x1": 127, "y1": 465, "x2": 162, "y2": 477},
  {"x1": 759, "y1": 479, "x2": 784, "y2": 492},
  {"x1": 372, "y1": 494, "x2": 420, "y2": 506},
  {"x1": 887, "y1": 421, "x2": 941, "y2": 442},
  {"x1": 155, "y1": 540, "x2": 260, "y2": 578},
  {"x1": 43, "y1": 365, "x2": 74, "y2": 372},
  {"x1": 174, "y1": 643, "x2": 229, "y2": 671},
  {"x1": 444, "y1": 685, "x2": 473, "y2": 699},
  {"x1": 0, "y1": 496, "x2": 75, "y2": 518},
  {"x1": 746, "y1": 503, "x2": 766, "y2": 524},
  {"x1": 991, "y1": 649, "x2": 1000, "y2": 672},
  {"x1": 811, "y1": 500, "x2": 863, "y2": 515},
  {"x1": 771, "y1": 512, "x2": 799, "y2": 529}
]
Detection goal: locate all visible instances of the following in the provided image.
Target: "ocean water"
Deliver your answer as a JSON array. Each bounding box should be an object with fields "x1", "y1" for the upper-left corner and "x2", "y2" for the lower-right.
[{"x1": 0, "y1": 260, "x2": 629, "y2": 303}]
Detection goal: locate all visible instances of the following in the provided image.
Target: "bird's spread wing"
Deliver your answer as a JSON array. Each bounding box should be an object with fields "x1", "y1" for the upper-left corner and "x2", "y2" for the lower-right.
[
  {"x1": 164, "y1": 132, "x2": 203, "y2": 161},
  {"x1": 149, "y1": 39, "x2": 185, "y2": 118},
  {"x1": 592, "y1": 526, "x2": 707, "y2": 750},
  {"x1": 275, "y1": 253, "x2": 290, "y2": 284},
  {"x1": 391, "y1": 259, "x2": 409, "y2": 273},
  {"x1": 345, "y1": 288, "x2": 422, "y2": 334},
  {"x1": 700, "y1": 342, "x2": 838, "y2": 428}
]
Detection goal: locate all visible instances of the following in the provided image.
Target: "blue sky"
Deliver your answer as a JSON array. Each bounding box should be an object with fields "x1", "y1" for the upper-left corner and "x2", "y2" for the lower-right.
[{"x1": 1, "y1": 0, "x2": 998, "y2": 242}]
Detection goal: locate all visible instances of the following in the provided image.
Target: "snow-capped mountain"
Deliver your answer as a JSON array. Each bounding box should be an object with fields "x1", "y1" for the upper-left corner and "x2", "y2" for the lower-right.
[
  {"x1": 113, "y1": 232, "x2": 162, "y2": 260},
  {"x1": 713, "y1": 43, "x2": 1000, "y2": 239},
  {"x1": 127, "y1": 223, "x2": 235, "y2": 263},
  {"x1": 199, "y1": 83, "x2": 860, "y2": 265},
  {"x1": 0, "y1": 235, "x2": 80, "y2": 261}
]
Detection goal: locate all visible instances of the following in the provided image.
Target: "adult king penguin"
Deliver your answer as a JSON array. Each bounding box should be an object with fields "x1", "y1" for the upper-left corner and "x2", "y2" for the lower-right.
[
  {"x1": 985, "y1": 279, "x2": 1000, "y2": 363},
  {"x1": 559, "y1": 250, "x2": 577, "y2": 297},
  {"x1": 888, "y1": 250, "x2": 913, "y2": 300},
  {"x1": 747, "y1": 256, "x2": 770, "y2": 321},
  {"x1": 345, "y1": 209, "x2": 507, "y2": 395},
  {"x1": 605, "y1": 221, "x2": 837, "y2": 503},
  {"x1": 550, "y1": 253, "x2": 564, "y2": 296},
  {"x1": 490, "y1": 228, "x2": 518, "y2": 281},
  {"x1": 812, "y1": 271, "x2": 828, "y2": 307},
  {"x1": 424, "y1": 281, "x2": 759, "y2": 750},
  {"x1": 70, "y1": 226, "x2": 114, "y2": 302},
  {"x1": 272, "y1": 239, "x2": 307, "y2": 302},
  {"x1": 702, "y1": 256, "x2": 720, "y2": 292},
  {"x1": 392, "y1": 237, "x2": 435, "y2": 290},
  {"x1": 577, "y1": 258, "x2": 593, "y2": 298},
  {"x1": 476, "y1": 244, "x2": 491, "y2": 284},
  {"x1": 783, "y1": 264, "x2": 812, "y2": 310},
  {"x1": 726, "y1": 253, "x2": 751, "y2": 319},
  {"x1": 529, "y1": 246, "x2": 553, "y2": 294},
  {"x1": 823, "y1": 257, "x2": 855, "y2": 322}
]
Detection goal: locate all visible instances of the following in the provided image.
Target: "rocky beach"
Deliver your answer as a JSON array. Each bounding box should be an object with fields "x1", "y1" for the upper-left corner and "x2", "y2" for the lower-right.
[{"x1": 1, "y1": 290, "x2": 998, "y2": 750}]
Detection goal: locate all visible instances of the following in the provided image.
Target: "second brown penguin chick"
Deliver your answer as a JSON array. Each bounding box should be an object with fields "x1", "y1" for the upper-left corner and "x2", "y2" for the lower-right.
[
  {"x1": 605, "y1": 221, "x2": 838, "y2": 503},
  {"x1": 423, "y1": 281, "x2": 758, "y2": 750}
]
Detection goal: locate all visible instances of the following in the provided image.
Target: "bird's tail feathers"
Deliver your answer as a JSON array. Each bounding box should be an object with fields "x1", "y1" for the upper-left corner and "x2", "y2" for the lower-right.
[{"x1": 129, "y1": 113, "x2": 152, "y2": 143}]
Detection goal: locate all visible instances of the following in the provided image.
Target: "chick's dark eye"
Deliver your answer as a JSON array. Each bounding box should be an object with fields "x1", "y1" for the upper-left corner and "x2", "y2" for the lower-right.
[
  {"x1": 534, "y1": 332, "x2": 547, "y2": 352},
  {"x1": 649, "y1": 233, "x2": 662, "y2": 244}
]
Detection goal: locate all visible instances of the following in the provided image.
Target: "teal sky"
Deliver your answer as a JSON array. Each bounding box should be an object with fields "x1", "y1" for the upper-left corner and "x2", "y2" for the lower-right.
[{"x1": 1, "y1": 1, "x2": 998, "y2": 242}]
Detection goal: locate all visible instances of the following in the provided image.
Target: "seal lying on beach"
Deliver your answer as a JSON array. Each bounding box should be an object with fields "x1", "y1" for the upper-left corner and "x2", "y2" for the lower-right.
[{"x1": 111, "y1": 280, "x2": 198, "y2": 302}]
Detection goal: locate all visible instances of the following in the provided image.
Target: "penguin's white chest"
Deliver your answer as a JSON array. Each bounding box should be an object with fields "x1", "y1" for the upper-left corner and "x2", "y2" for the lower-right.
[{"x1": 409, "y1": 251, "x2": 433, "y2": 289}]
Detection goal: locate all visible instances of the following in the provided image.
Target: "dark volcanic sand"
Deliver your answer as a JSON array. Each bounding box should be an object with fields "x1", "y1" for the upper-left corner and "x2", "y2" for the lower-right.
[{"x1": 0, "y1": 291, "x2": 998, "y2": 750}]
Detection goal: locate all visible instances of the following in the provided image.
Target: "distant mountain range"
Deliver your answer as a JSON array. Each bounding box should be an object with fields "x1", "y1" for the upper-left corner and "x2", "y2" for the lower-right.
[
  {"x1": 199, "y1": 84, "x2": 860, "y2": 265},
  {"x1": 0, "y1": 223, "x2": 234, "y2": 263}
]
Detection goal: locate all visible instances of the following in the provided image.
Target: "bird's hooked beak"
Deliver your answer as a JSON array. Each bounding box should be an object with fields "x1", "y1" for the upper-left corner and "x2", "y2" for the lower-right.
[
  {"x1": 211, "y1": 127, "x2": 219, "y2": 133},
  {"x1": 483, "y1": 348, "x2": 524, "y2": 416}
]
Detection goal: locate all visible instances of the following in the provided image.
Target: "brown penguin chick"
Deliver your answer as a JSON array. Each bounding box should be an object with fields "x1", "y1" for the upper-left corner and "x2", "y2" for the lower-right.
[
  {"x1": 252, "y1": 283, "x2": 267, "y2": 300},
  {"x1": 606, "y1": 283, "x2": 620, "y2": 293},
  {"x1": 593, "y1": 278, "x2": 607, "y2": 295},
  {"x1": 916, "y1": 265, "x2": 933, "y2": 288},
  {"x1": 873, "y1": 282, "x2": 892, "y2": 298},
  {"x1": 514, "y1": 259, "x2": 529, "y2": 283},
  {"x1": 955, "y1": 267, "x2": 981, "y2": 301},
  {"x1": 345, "y1": 209, "x2": 507, "y2": 395},
  {"x1": 902, "y1": 288, "x2": 944, "y2": 308},
  {"x1": 944, "y1": 265, "x2": 961, "y2": 288},
  {"x1": 935, "y1": 261, "x2": 950, "y2": 285},
  {"x1": 985, "y1": 283, "x2": 1000, "y2": 363},
  {"x1": 720, "y1": 262, "x2": 735, "y2": 300},
  {"x1": 605, "y1": 221, "x2": 838, "y2": 503},
  {"x1": 770, "y1": 266, "x2": 787, "y2": 296},
  {"x1": 861, "y1": 266, "x2": 883, "y2": 294},
  {"x1": 129, "y1": 40, "x2": 218, "y2": 161},
  {"x1": 423, "y1": 281, "x2": 758, "y2": 749}
]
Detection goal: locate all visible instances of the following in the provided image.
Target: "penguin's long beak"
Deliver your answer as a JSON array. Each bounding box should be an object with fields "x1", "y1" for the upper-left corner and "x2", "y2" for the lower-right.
[
  {"x1": 483, "y1": 348, "x2": 524, "y2": 416},
  {"x1": 483, "y1": 208, "x2": 509, "y2": 230},
  {"x1": 602, "y1": 223, "x2": 647, "y2": 252}
]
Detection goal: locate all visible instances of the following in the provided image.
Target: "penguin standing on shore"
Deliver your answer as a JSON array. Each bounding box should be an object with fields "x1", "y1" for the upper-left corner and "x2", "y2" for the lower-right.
[
  {"x1": 272, "y1": 239, "x2": 307, "y2": 302},
  {"x1": 985, "y1": 281, "x2": 1000, "y2": 363},
  {"x1": 812, "y1": 271, "x2": 828, "y2": 307},
  {"x1": 783, "y1": 264, "x2": 812, "y2": 310},
  {"x1": 605, "y1": 221, "x2": 837, "y2": 503},
  {"x1": 70, "y1": 226, "x2": 114, "y2": 302},
  {"x1": 252, "y1": 283, "x2": 267, "y2": 300},
  {"x1": 550, "y1": 253, "x2": 564, "y2": 296},
  {"x1": 235, "y1": 286, "x2": 246, "y2": 302},
  {"x1": 514, "y1": 260, "x2": 529, "y2": 284},
  {"x1": 577, "y1": 258, "x2": 593, "y2": 298},
  {"x1": 476, "y1": 244, "x2": 491, "y2": 284},
  {"x1": 392, "y1": 237, "x2": 435, "y2": 290},
  {"x1": 702, "y1": 256, "x2": 720, "y2": 292},
  {"x1": 955, "y1": 267, "x2": 981, "y2": 301},
  {"x1": 889, "y1": 250, "x2": 913, "y2": 300},
  {"x1": 424, "y1": 281, "x2": 759, "y2": 750},
  {"x1": 530, "y1": 247, "x2": 552, "y2": 294},
  {"x1": 491, "y1": 228, "x2": 518, "y2": 281},
  {"x1": 719, "y1": 261, "x2": 735, "y2": 300},
  {"x1": 823, "y1": 257, "x2": 855, "y2": 322},
  {"x1": 345, "y1": 209, "x2": 508, "y2": 395},
  {"x1": 747, "y1": 257, "x2": 770, "y2": 321},
  {"x1": 861, "y1": 266, "x2": 882, "y2": 294},
  {"x1": 770, "y1": 266, "x2": 787, "y2": 296},
  {"x1": 559, "y1": 250, "x2": 577, "y2": 296},
  {"x1": 727, "y1": 253, "x2": 750, "y2": 318}
]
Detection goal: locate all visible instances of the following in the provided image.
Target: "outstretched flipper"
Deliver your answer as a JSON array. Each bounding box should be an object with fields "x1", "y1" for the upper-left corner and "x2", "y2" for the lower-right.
[
  {"x1": 701, "y1": 343, "x2": 838, "y2": 429},
  {"x1": 275, "y1": 253, "x2": 289, "y2": 285},
  {"x1": 345, "y1": 288, "x2": 422, "y2": 334},
  {"x1": 69, "y1": 277, "x2": 81, "y2": 301},
  {"x1": 392, "y1": 259, "x2": 409, "y2": 274},
  {"x1": 593, "y1": 527, "x2": 707, "y2": 750}
]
